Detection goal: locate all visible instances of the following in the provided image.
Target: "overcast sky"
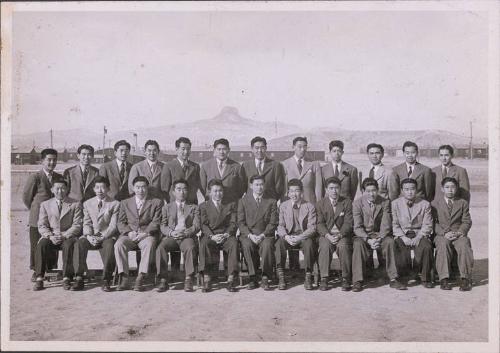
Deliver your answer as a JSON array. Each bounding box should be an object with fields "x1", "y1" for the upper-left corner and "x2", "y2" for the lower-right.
[{"x1": 11, "y1": 10, "x2": 489, "y2": 139}]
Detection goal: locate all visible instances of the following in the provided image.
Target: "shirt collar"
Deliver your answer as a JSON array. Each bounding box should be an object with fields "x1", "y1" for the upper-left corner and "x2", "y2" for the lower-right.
[
  {"x1": 43, "y1": 169, "x2": 52, "y2": 177},
  {"x1": 146, "y1": 159, "x2": 157, "y2": 168},
  {"x1": 79, "y1": 164, "x2": 90, "y2": 172},
  {"x1": 328, "y1": 197, "x2": 338, "y2": 205},
  {"x1": 293, "y1": 155, "x2": 303, "y2": 163},
  {"x1": 255, "y1": 158, "x2": 265, "y2": 166},
  {"x1": 135, "y1": 196, "x2": 145, "y2": 205},
  {"x1": 253, "y1": 193, "x2": 262, "y2": 201},
  {"x1": 175, "y1": 200, "x2": 186, "y2": 208},
  {"x1": 371, "y1": 162, "x2": 382, "y2": 170},
  {"x1": 116, "y1": 159, "x2": 125, "y2": 168},
  {"x1": 177, "y1": 158, "x2": 188, "y2": 167},
  {"x1": 406, "y1": 162, "x2": 416, "y2": 169},
  {"x1": 444, "y1": 196, "x2": 454, "y2": 203}
]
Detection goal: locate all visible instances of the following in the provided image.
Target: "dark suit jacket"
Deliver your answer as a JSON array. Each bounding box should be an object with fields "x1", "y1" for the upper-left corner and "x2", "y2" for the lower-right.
[
  {"x1": 98, "y1": 159, "x2": 132, "y2": 201},
  {"x1": 353, "y1": 195, "x2": 392, "y2": 239},
  {"x1": 241, "y1": 158, "x2": 285, "y2": 200},
  {"x1": 128, "y1": 160, "x2": 166, "y2": 199},
  {"x1": 22, "y1": 170, "x2": 63, "y2": 227},
  {"x1": 431, "y1": 197, "x2": 472, "y2": 237},
  {"x1": 316, "y1": 196, "x2": 353, "y2": 238},
  {"x1": 200, "y1": 158, "x2": 245, "y2": 203},
  {"x1": 237, "y1": 194, "x2": 278, "y2": 238},
  {"x1": 117, "y1": 196, "x2": 163, "y2": 237},
  {"x1": 63, "y1": 164, "x2": 99, "y2": 202},
  {"x1": 160, "y1": 202, "x2": 200, "y2": 238},
  {"x1": 160, "y1": 158, "x2": 201, "y2": 204},
  {"x1": 321, "y1": 161, "x2": 359, "y2": 200},
  {"x1": 431, "y1": 163, "x2": 470, "y2": 203},
  {"x1": 199, "y1": 200, "x2": 237, "y2": 237},
  {"x1": 393, "y1": 162, "x2": 433, "y2": 201}
]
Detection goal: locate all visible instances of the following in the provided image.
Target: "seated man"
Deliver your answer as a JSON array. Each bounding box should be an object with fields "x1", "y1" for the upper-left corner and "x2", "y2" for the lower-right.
[
  {"x1": 352, "y1": 178, "x2": 406, "y2": 292},
  {"x1": 316, "y1": 177, "x2": 353, "y2": 291},
  {"x1": 115, "y1": 176, "x2": 162, "y2": 291},
  {"x1": 432, "y1": 177, "x2": 473, "y2": 291},
  {"x1": 392, "y1": 178, "x2": 434, "y2": 288},
  {"x1": 275, "y1": 179, "x2": 317, "y2": 290},
  {"x1": 238, "y1": 175, "x2": 278, "y2": 290},
  {"x1": 72, "y1": 176, "x2": 120, "y2": 292},
  {"x1": 156, "y1": 179, "x2": 200, "y2": 292},
  {"x1": 33, "y1": 177, "x2": 83, "y2": 291},
  {"x1": 199, "y1": 179, "x2": 239, "y2": 292}
]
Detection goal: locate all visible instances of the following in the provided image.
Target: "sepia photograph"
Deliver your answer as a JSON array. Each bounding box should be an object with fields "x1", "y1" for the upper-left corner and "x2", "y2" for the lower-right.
[{"x1": 1, "y1": 1, "x2": 499, "y2": 352}]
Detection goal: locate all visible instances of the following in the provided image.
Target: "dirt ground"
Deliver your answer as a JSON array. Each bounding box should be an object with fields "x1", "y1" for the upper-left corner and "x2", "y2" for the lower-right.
[{"x1": 7, "y1": 157, "x2": 489, "y2": 342}]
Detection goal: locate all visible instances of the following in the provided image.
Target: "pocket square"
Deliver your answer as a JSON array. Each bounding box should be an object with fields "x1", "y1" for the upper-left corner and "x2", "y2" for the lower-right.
[{"x1": 339, "y1": 212, "x2": 345, "y2": 216}]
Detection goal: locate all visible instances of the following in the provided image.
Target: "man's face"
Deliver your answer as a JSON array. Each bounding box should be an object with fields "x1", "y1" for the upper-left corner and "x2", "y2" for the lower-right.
[
  {"x1": 251, "y1": 179, "x2": 265, "y2": 196},
  {"x1": 402, "y1": 183, "x2": 417, "y2": 201},
  {"x1": 115, "y1": 145, "x2": 130, "y2": 162},
  {"x1": 52, "y1": 182, "x2": 67, "y2": 200},
  {"x1": 252, "y1": 141, "x2": 267, "y2": 160},
  {"x1": 210, "y1": 185, "x2": 224, "y2": 202},
  {"x1": 78, "y1": 148, "x2": 93, "y2": 166},
  {"x1": 367, "y1": 147, "x2": 384, "y2": 166},
  {"x1": 441, "y1": 181, "x2": 457, "y2": 199},
  {"x1": 439, "y1": 149, "x2": 453, "y2": 166},
  {"x1": 364, "y1": 185, "x2": 379, "y2": 202},
  {"x1": 145, "y1": 144, "x2": 159, "y2": 162},
  {"x1": 288, "y1": 186, "x2": 303, "y2": 203},
  {"x1": 293, "y1": 141, "x2": 307, "y2": 159},
  {"x1": 176, "y1": 142, "x2": 191, "y2": 161},
  {"x1": 42, "y1": 154, "x2": 57, "y2": 172},
  {"x1": 214, "y1": 144, "x2": 229, "y2": 161},
  {"x1": 133, "y1": 181, "x2": 148, "y2": 199},
  {"x1": 93, "y1": 182, "x2": 108, "y2": 199},
  {"x1": 326, "y1": 183, "x2": 340, "y2": 200},
  {"x1": 330, "y1": 146, "x2": 343, "y2": 163},
  {"x1": 174, "y1": 183, "x2": 188, "y2": 202},
  {"x1": 404, "y1": 146, "x2": 418, "y2": 164}
]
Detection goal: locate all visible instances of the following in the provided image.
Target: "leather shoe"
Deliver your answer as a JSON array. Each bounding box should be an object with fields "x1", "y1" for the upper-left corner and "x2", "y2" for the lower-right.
[
  {"x1": 261, "y1": 276, "x2": 271, "y2": 290},
  {"x1": 184, "y1": 276, "x2": 194, "y2": 292},
  {"x1": 341, "y1": 278, "x2": 351, "y2": 291},
  {"x1": 117, "y1": 274, "x2": 130, "y2": 291},
  {"x1": 389, "y1": 279, "x2": 407, "y2": 290},
  {"x1": 304, "y1": 273, "x2": 313, "y2": 290},
  {"x1": 247, "y1": 277, "x2": 259, "y2": 290},
  {"x1": 459, "y1": 278, "x2": 472, "y2": 291},
  {"x1": 422, "y1": 281, "x2": 434, "y2": 289},
  {"x1": 133, "y1": 273, "x2": 145, "y2": 292},
  {"x1": 31, "y1": 272, "x2": 37, "y2": 282},
  {"x1": 33, "y1": 278, "x2": 44, "y2": 291},
  {"x1": 202, "y1": 278, "x2": 212, "y2": 293},
  {"x1": 71, "y1": 276, "x2": 84, "y2": 291},
  {"x1": 62, "y1": 277, "x2": 72, "y2": 290},
  {"x1": 226, "y1": 279, "x2": 237, "y2": 292},
  {"x1": 352, "y1": 281, "x2": 363, "y2": 292},
  {"x1": 101, "y1": 280, "x2": 112, "y2": 292},
  {"x1": 440, "y1": 278, "x2": 452, "y2": 290},
  {"x1": 319, "y1": 278, "x2": 328, "y2": 291},
  {"x1": 157, "y1": 278, "x2": 169, "y2": 292}
]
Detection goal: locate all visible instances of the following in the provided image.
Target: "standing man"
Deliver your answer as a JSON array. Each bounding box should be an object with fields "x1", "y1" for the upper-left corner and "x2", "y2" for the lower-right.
[
  {"x1": 156, "y1": 179, "x2": 200, "y2": 293},
  {"x1": 161, "y1": 137, "x2": 201, "y2": 204},
  {"x1": 392, "y1": 178, "x2": 434, "y2": 288},
  {"x1": 321, "y1": 140, "x2": 358, "y2": 200},
  {"x1": 241, "y1": 136, "x2": 285, "y2": 201},
  {"x1": 33, "y1": 177, "x2": 83, "y2": 291},
  {"x1": 200, "y1": 138, "x2": 245, "y2": 204},
  {"x1": 22, "y1": 148, "x2": 62, "y2": 280},
  {"x1": 98, "y1": 140, "x2": 133, "y2": 201},
  {"x1": 275, "y1": 179, "x2": 317, "y2": 290},
  {"x1": 128, "y1": 140, "x2": 165, "y2": 200},
  {"x1": 238, "y1": 175, "x2": 278, "y2": 290},
  {"x1": 316, "y1": 177, "x2": 353, "y2": 291},
  {"x1": 392, "y1": 141, "x2": 433, "y2": 201},
  {"x1": 72, "y1": 176, "x2": 120, "y2": 292},
  {"x1": 432, "y1": 177, "x2": 473, "y2": 291},
  {"x1": 352, "y1": 178, "x2": 406, "y2": 292},
  {"x1": 359, "y1": 143, "x2": 399, "y2": 201},
  {"x1": 114, "y1": 176, "x2": 162, "y2": 291},
  {"x1": 199, "y1": 179, "x2": 239, "y2": 292},
  {"x1": 281, "y1": 137, "x2": 323, "y2": 204},
  {"x1": 431, "y1": 145, "x2": 471, "y2": 203},
  {"x1": 63, "y1": 144, "x2": 99, "y2": 203}
]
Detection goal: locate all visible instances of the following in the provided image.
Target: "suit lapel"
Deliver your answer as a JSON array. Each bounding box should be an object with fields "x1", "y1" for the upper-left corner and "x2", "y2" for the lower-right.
[
  {"x1": 285, "y1": 202, "x2": 294, "y2": 231},
  {"x1": 301, "y1": 160, "x2": 312, "y2": 179},
  {"x1": 374, "y1": 165, "x2": 385, "y2": 181},
  {"x1": 333, "y1": 200, "x2": 344, "y2": 221},
  {"x1": 221, "y1": 160, "x2": 233, "y2": 180},
  {"x1": 373, "y1": 198, "x2": 382, "y2": 220},
  {"x1": 139, "y1": 198, "x2": 151, "y2": 218},
  {"x1": 338, "y1": 162, "x2": 346, "y2": 181},
  {"x1": 60, "y1": 199, "x2": 71, "y2": 219},
  {"x1": 261, "y1": 158, "x2": 273, "y2": 176},
  {"x1": 185, "y1": 161, "x2": 195, "y2": 180},
  {"x1": 411, "y1": 163, "x2": 423, "y2": 179}
]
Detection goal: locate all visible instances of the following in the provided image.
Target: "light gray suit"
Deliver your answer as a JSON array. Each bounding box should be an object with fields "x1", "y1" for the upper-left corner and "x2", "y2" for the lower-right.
[
  {"x1": 281, "y1": 157, "x2": 323, "y2": 204},
  {"x1": 358, "y1": 163, "x2": 399, "y2": 201},
  {"x1": 128, "y1": 160, "x2": 166, "y2": 199}
]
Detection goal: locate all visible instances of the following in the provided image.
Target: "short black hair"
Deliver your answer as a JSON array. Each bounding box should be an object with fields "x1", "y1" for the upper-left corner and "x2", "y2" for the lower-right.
[
  {"x1": 325, "y1": 177, "x2": 341, "y2": 188},
  {"x1": 400, "y1": 178, "x2": 417, "y2": 188},
  {"x1": 51, "y1": 176, "x2": 67, "y2": 186},
  {"x1": 144, "y1": 140, "x2": 160, "y2": 151},
  {"x1": 213, "y1": 138, "x2": 230, "y2": 149},
  {"x1": 287, "y1": 178, "x2": 303, "y2": 190},
  {"x1": 366, "y1": 143, "x2": 384, "y2": 154},
  {"x1": 251, "y1": 136, "x2": 267, "y2": 147},
  {"x1": 402, "y1": 141, "x2": 418, "y2": 152},
  {"x1": 441, "y1": 177, "x2": 458, "y2": 187},
  {"x1": 292, "y1": 136, "x2": 308, "y2": 146},
  {"x1": 77, "y1": 144, "x2": 95, "y2": 155},
  {"x1": 175, "y1": 137, "x2": 192, "y2": 148},
  {"x1": 132, "y1": 176, "x2": 149, "y2": 186},
  {"x1": 438, "y1": 144, "x2": 454, "y2": 156},
  {"x1": 41, "y1": 148, "x2": 58, "y2": 159},
  {"x1": 361, "y1": 177, "x2": 379, "y2": 191},
  {"x1": 114, "y1": 140, "x2": 131, "y2": 151},
  {"x1": 208, "y1": 179, "x2": 224, "y2": 190},
  {"x1": 172, "y1": 178, "x2": 189, "y2": 189},
  {"x1": 329, "y1": 140, "x2": 344, "y2": 151},
  {"x1": 249, "y1": 174, "x2": 265, "y2": 184},
  {"x1": 93, "y1": 175, "x2": 110, "y2": 187}
]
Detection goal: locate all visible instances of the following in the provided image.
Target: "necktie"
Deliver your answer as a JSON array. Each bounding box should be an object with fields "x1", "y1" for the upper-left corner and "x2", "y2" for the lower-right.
[
  {"x1": 256, "y1": 197, "x2": 261, "y2": 206},
  {"x1": 369, "y1": 202, "x2": 375, "y2": 217},
  {"x1": 369, "y1": 166, "x2": 375, "y2": 179},
  {"x1": 333, "y1": 164, "x2": 339, "y2": 178},
  {"x1": 257, "y1": 160, "x2": 263, "y2": 175},
  {"x1": 57, "y1": 201, "x2": 62, "y2": 214},
  {"x1": 218, "y1": 160, "x2": 225, "y2": 176},
  {"x1": 297, "y1": 159, "x2": 303, "y2": 174},
  {"x1": 98, "y1": 200, "x2": 103, "y2": 211},
  {"x1": 47, "y1": 172, "x2": 53, "y2": 186},
  {"x1": 150, "y1": 163, "x2": 156, "y2": 176},
  {"x1": 214, "y1": 201, "x2": 220, "y2": 212},
  {"x1": 443, "y1": 166, "x2": 448, "y2": 178},
  {"x1": 119, "y1": 162, "x2": 125, "y2": 183},
  {"x1": 408, "y1": 166, "x2": 413, "y2": 177},
  {"x1": 182, "y1": 163, "x2": 188, "y2": 176},
  {"x1": 137, "y1": 200, "x2": 144, "y2": 214},
  {"x1": 407, "y1": 200, "x2": 413, "y2": 208},
  {"x1": 83, "y1": 167, "x2": 89, "y2": 184},
  {"x1": 446, "y1": 199, "x2": 453, "y2": 214},
  {"x1": 293, "y1": 203, "x2": 299, "y2": 210}
]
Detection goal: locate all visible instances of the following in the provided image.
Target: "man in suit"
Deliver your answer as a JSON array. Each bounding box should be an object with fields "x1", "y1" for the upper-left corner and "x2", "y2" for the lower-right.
[
  {"x1": 199, "y1": 179, "x2": 239, "y2": 292},
  {"x1": 431, "y1": 145, "x2": 471, "y2": 203},
  {"x1": 63, "y1": 144, "x2": 99, "y2": 203},
  {"x1": 115, "y1": 176, "x2": 162, "y2": 291},
  {"x1": 392, "y1": 141, "x2": 433, "y2": 201},
  {"x1": 321, "y1": 140, "x2": 358, "y2": 200},
  {"x1": 241, "y1": 136, "x2": 285, "y2": 201},
  {"x1": 238, "y1": 175, "x2": 278, "y2": 290},
  {"x1": 316, "y1": 177, "x2": 353, "y2": 291},
  {"x1": 275, "y1": 179, "x2": 317, "y2": 290},
  {"x1": 392, "y1": 178, "x2": 434, "y2": 288},
  {"x1": 128, "y1": 140, "x2": 165, "y2": 200},
  {"x1": 22, "y1": 148, "x2": 62, "y2": 280},
  {"x1": 156, "y1": 179, "x2": 200, "y2": 292},
  {"x1": 161, "y1": 137, "x2": 201, "y2": 204},
  {"x1": 352, "y1": 178, "x2": 406, "y2": 292},
  {"x1": 359, "y1": 143, "x2": 399, "y2": 201},
  {"x1": 72, "y1": 176, "x2": 120, "y2": 292},
  {"x1": 98, "y1": 140, "x2": 133, "y2": 201},
  {"x1": 200, "y1": 138, "x2": 245, "y2": 204},
  {"x1": 432, "y1": 177, "x2": 473, "y2": 291},
  {"x1": 33, "y1": 177, "x2": 83, "y2": 291}
]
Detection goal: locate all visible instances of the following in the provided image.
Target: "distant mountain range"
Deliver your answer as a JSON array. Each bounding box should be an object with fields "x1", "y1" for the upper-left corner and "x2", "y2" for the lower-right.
[{"x1": 12, "y1": 106, "x2": 478, "y2": 153}]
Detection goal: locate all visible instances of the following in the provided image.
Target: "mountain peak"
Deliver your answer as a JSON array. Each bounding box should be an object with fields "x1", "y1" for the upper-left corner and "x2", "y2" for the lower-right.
[{"x1": 212, "y1": 106, "x2": 248, "y2": 123}]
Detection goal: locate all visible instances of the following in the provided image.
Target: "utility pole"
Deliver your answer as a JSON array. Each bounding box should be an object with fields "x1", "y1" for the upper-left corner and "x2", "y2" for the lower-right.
[
  {"x1": 275, "y1": 117, "x2": 278, "y2": 137},
  {"x1": 469, "y1": 121, "x2": 473, "y2": 160},
  {"x1": 103, "y1": 126, "x2": 107, "y2": 152},
  {"x1": 133, "y1": 133, "x2": 138, "y2": 152},
  {"x1": 49, "y1": 129, "x2": 53, "y2": 148}
]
